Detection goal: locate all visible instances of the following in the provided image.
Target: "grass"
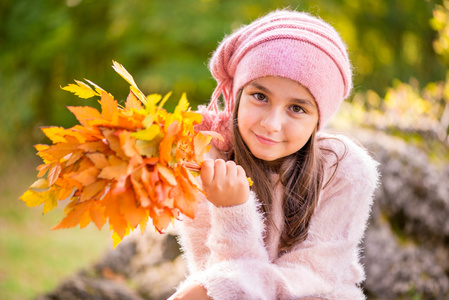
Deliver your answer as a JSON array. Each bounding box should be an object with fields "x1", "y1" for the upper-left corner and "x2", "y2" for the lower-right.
[{"x1": 0, "y1": 155, "x2": 111, "y2": 300}]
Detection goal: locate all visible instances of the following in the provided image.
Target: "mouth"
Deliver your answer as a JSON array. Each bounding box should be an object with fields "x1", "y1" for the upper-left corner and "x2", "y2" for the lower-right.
[{"x1": 254, "y1": 133, "x2": 279, "y2": 146}]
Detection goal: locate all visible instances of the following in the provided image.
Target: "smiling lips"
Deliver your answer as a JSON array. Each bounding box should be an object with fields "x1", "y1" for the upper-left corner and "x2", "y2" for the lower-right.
[{"x1": 255, "y1": 133, "x2": 279, "y2": 146}]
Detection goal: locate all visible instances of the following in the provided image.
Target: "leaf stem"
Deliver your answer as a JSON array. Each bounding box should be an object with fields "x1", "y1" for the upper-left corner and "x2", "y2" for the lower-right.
[
  {"x1": 181, "y1": 161, "x2": 253, "y2": 186},
  {"x1": 181, "y1": 161, "x2": 202, "y2": 171}
]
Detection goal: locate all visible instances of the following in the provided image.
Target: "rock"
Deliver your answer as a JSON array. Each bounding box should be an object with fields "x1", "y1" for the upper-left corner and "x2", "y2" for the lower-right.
[
  {"x1": 37, "y1": 274, "x2": 145, "y2": 300},
  {"x1": 355, "y1": 130, "x2": 449, "y2": 299},
  {"x1": 37, "y1": 228, "x2": 187, "y2": 300},
  {"x1": 363, "y1": 222, "x2": 449, "y2": 299}
]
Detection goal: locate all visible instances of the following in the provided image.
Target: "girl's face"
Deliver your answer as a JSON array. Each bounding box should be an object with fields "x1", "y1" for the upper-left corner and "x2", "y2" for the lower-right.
[{"x1": 237, "y1": 76, "x2": 319, "y2": 162}]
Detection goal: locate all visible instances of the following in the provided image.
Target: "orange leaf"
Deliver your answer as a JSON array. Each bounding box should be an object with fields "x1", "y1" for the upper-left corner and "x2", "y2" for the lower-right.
[
  {"x1": 61, "y1": 130, "x2": 87, "y2": 144},
  {"x1": 65, "y1": 151, "x2": 84, "y2": 166},
  {"x1": 42, "y1": 126, "x2": 93, "y2": 144},
  {"x1": 70, "y1": 166, "x2": 100, "y2": 186},
  {"x1": 79, "y1": 209, "x2": 93, "y2": 229},
  {"x1": 159, "y1": 121, "x2": 180, "y2": 165},
  {"x1": 35, "y1": 144, "x2": 50, "y2": 152},
  {"x1": 102, "y1": 192, "x2": 128, "y2": 239},
  {"x1": 150, "y1": 207, "x2": 175, "y2": 232},
  {"x1": 80, "y1": 179, "x2": 107, "y2": 202},
  {"x1": 119, "y1": 131, "x2": 141, "y2": 161},
  {"x1": 115, "y1": 114, "x2": 145, "y2": 131},
  {"x1": 193, "y1": 132, "x2": 214, "y2": 160},
  {"x1": 130, "y1": 170, "x2": 151, "y2": 208},
  {"x1": 98, "y1": 156, "x2": 127, "y2": 180},
  {"x1": 71, "y1": 125, "x2": 104, "y2": 141},
  {"x1": 141, "y1": 167, "x2": 162, "y2": 202},
  {"x1": 52, "y1": 200, "x2": 92, "y2": 230},
  {"x1": 119, "y1": 188, "x2": 147, "y2": 228},
  {"x1": 47, "y1": 163, "x2": 62, "y2": 186},
  {"x1": 41, "y1": 126, "x2": 68, "y2": 143},
  {"x1": 56, "y1": 186, "x2": 74, "y2": 201},
  {"x1": 78, "y1": 140, "x2": 109, "y2": 153},
  {"x1": 139, "y1": 211, "x2": 149, "y2": 234},
  {"x1": 67, "y1": 106, "x2": 102, "y2": 128},
  {"x1": 101, "y1": 128, "x2": 127, "y2": 160},
  {"x1": 100, "y1": 91, "x2": 118, "y2": 121},
  {"x1": 89, "y1": 202, "x2": 106, "y2": 230},
  {"x1": 170, "y1": 168, "x2": 198, "y2": 219},
  {"x1": 53, "y1": 178, "x2": 76, "y2": 200},
  {"x1": 56, "y1": 176, "x2": 83, "y2": 193},
  {"x1": 154, "y1": 181, "x2": 172, "y2": 206},
  {"x1": 41, "y1": 142, "x2": 81, "y2": 161},
  {"x1": 125, "y1": 91, "x2": 144, "y2": 110},
  {"x1": 138, "y1": 167, "x2": 153, "y2": 208},
  {"x1": 86, "y1": 152, "x2": 109, "y2": 169},
  {"x1": 37, "y1": 163, "x2": 51, "y2": 178},
  {"x1": 112, "y1": 174, "x2": 129, "y2": 196},
  {"x1": 157, "y1": 164, "x2": 177, "y2": 186}
]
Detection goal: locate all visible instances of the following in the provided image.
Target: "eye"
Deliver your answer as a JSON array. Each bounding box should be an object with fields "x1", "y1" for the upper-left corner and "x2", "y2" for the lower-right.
[
  {"x1": 290, "y1": 105, "x2": 304, "y2": 114},
  {"x1": 252, "y1": 93, "x2": 267, "y2": 101}
]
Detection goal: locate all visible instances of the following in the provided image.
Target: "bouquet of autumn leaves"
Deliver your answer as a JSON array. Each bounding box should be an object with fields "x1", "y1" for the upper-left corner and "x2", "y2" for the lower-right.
[{"x1": 20, "y1": 61, "x2": 223, "y2": 248}]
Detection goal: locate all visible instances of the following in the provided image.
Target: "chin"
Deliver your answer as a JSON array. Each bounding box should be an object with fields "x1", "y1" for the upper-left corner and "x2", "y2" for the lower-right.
[{"x1": 252, "y1": 152, "x2": 281, "y2": 162}]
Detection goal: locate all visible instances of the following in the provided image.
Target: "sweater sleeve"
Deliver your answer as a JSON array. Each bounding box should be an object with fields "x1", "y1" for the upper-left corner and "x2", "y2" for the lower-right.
[
  {"x1": 178, "y1": 135, "x2": 379, "y2": 300},
  {"x1": 177, "y1": 195, "x2": 212, "y2": 273}
]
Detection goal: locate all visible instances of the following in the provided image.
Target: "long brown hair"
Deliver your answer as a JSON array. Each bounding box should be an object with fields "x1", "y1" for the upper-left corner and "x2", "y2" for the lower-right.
[{"x1": 231, "y1": 90, "x2": 342, "y2": 253}]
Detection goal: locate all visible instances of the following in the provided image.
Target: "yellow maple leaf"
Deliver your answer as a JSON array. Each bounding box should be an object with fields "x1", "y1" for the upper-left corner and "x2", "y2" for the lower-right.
[
  {"x1": 131, "y1": 124, "x2": 161, "y2": 141},
  {"x1": 43, "y1": 189, "x2": 58, "y2": 214},
  {"x1": 174, "y1": 92, "x2": 189, "y2": 118},
  {"x1": 20, "y1": 190, "x2": 47, "y2": 207},
  {"x1": 61, "y1": 80, "x2": 99, "y2": 99}
]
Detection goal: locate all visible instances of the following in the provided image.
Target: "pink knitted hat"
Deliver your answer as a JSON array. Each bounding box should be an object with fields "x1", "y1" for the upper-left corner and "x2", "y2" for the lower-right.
[{"x1": 205, "y1": 9, "x2": 352, "y2": 131}]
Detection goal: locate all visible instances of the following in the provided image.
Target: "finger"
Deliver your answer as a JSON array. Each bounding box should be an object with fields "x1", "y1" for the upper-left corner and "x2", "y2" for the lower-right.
[
  {"x1": 236, "y1": 165, "x2": 248, "y2": 184},
  {"x1": 200, "y1": 159, "x2": 215, "y2": 185},
  {"x1": 213, "y1": 159, "x2": 226, "y2": 182},
  {"x1": 236, "y1": 165, "x2": 247, "y2": 177},
  {"x1": 226, "y1": 160, "x2": 237, "y2": 178}
]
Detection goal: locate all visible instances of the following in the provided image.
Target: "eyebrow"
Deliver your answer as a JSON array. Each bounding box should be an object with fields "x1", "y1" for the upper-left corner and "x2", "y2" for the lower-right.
[
  {"x1": 247, "y1": 82, "x2": 271, "y2": 94},
  {"x1": 247, "y1": 82, "x2": 317, "y2": 109}
]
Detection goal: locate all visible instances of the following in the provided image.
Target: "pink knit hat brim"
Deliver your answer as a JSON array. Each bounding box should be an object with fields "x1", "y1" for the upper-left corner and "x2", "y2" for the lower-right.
[{"x1": 233, "y1": 39, "x2": 345, "y2": 129}]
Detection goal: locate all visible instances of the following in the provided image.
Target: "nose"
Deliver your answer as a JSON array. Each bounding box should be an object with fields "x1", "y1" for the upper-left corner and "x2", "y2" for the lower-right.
[{"x1": 260, "y1": 107, "x2": 282, "y2": 132}]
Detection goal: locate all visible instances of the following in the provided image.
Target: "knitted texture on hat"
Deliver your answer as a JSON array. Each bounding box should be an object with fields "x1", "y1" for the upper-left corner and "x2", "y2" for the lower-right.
[{"x1": 206, "y1": 9, "x2": 353, "y2": 131}]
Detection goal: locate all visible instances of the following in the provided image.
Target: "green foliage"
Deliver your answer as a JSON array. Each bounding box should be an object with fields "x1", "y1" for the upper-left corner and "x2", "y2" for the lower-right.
[
  {"x1": 430, "y1": 1, "x2": 449, "y2": 64},
  {"x1": 0, "y1": 0, "x2": 446, "y2": 171},
  {"x1": 0, "y1": 158, "x2": 110, "y2": 300},
  {"x1": 332, "y1": 75, "x2": 449, "y2": 162}
]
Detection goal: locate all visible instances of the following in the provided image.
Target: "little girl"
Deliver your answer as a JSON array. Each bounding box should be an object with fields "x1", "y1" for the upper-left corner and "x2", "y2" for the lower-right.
[{"x1": 169, "y1": 9, "x2": 379, "y2": 300}]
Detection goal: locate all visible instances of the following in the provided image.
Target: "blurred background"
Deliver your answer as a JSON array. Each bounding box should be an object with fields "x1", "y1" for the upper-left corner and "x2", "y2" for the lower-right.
[{"x1": 1, "y1": 0, "x2": 448, "y2": 299}]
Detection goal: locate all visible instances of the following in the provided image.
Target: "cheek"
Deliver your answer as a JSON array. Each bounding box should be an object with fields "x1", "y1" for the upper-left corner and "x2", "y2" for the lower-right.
[
  {"x1": 237, "y1": 101, "x2": 252, "y2": 131},
  {"x1": 287, "y1": 120, "x2": 316, "y2": 144}
]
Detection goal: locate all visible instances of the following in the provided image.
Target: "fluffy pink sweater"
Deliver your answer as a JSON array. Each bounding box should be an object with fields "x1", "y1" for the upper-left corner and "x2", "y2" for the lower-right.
[{"x1": 176, "y1": 132, "x2": 379, "y2": 300}]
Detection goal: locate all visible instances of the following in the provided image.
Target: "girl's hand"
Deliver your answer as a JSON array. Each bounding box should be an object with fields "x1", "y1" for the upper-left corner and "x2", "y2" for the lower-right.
[
  {"x1": 200, "y1": 159, "x2": 250, "y2": 207},
  {"x1": 167, "y1": 283, "x2": 210, "y2": 300}
]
